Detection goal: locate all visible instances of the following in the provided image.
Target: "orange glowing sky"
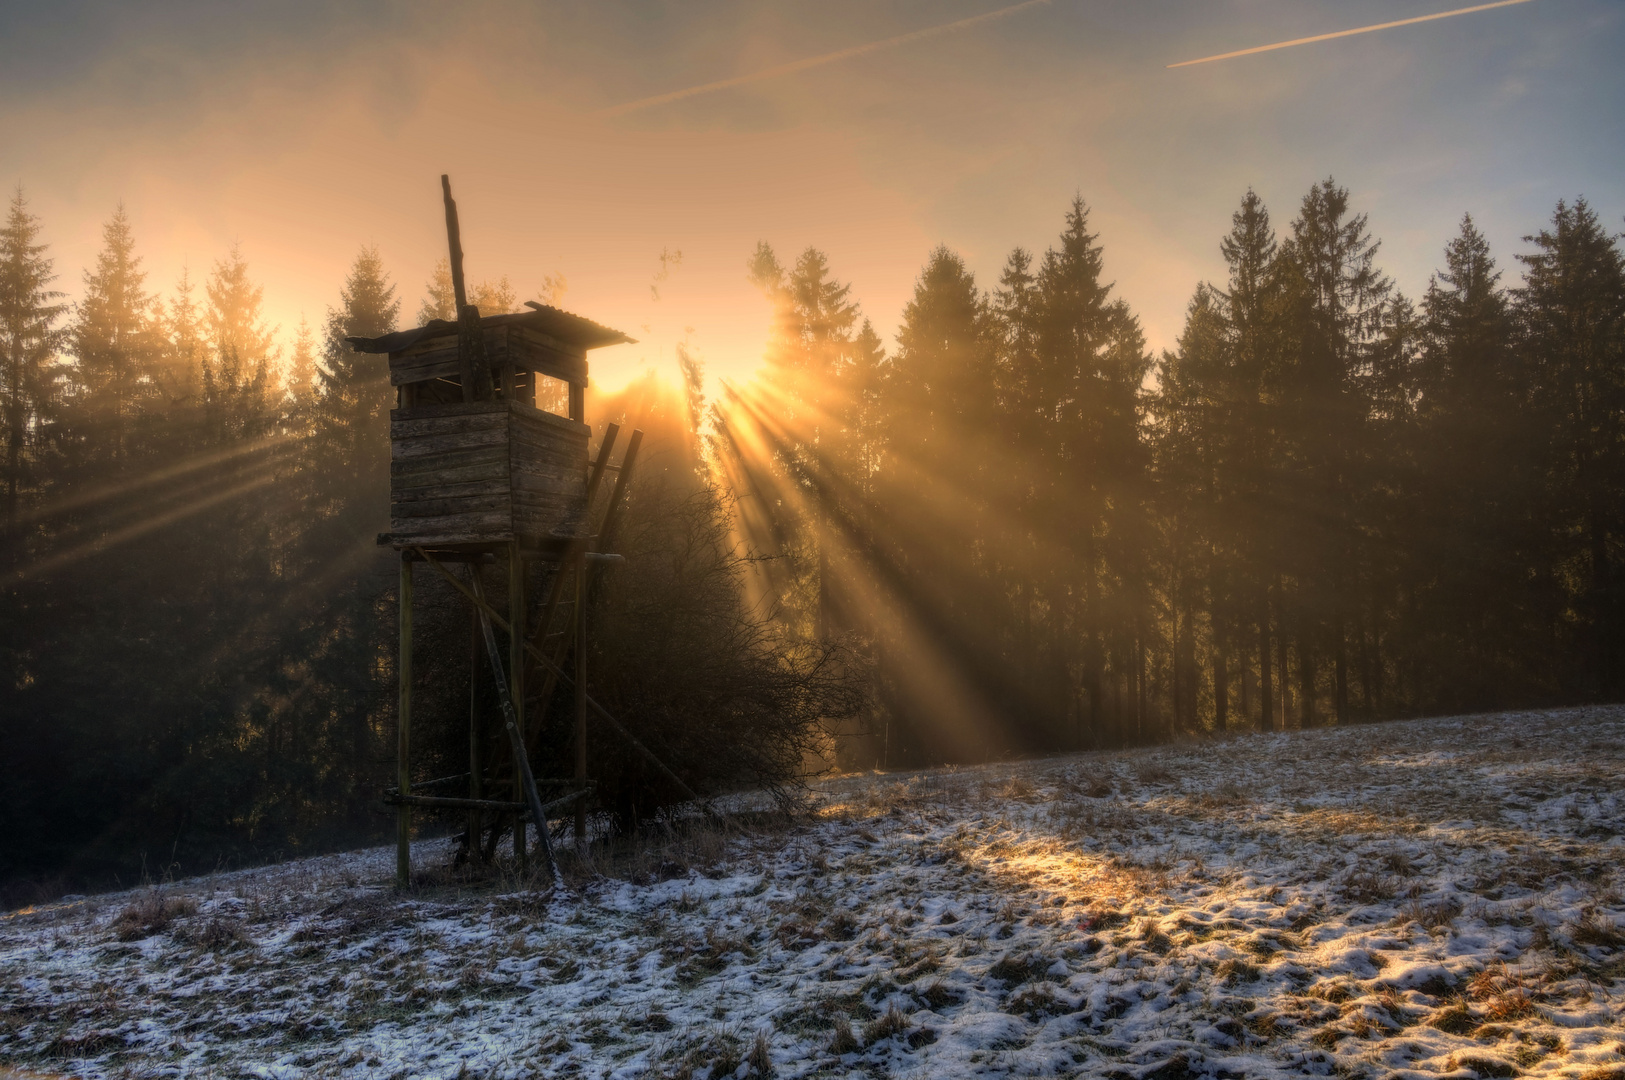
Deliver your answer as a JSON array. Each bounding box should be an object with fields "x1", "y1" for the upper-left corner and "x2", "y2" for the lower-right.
[{"x1": 3, "y1": 0, "x2": 1618, "y2": 391}]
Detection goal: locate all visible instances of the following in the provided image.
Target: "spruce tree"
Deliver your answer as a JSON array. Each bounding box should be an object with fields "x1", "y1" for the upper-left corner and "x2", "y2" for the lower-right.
[
  {"x1": 1515, "y1": 199, "x2": 1625, "y2": 697},
  {"x1": 69, "y1": 205, "x2": 161, "y2": 463},
  {"x1": 318, "y1": 245, "x2": 399, "y2": 476},
  {"x1": 0, "y1": 188, "x2": 65, "y2": 530},
  {"x1": 160, "y1": 266, "x2": 205, "y2": 405},
  {"x1": 1277, "y1": 178, "x2": 1393, "y2": 724},
  {"x1": 1032, "y1": 196, "x2": 1151, "y2": 746}
]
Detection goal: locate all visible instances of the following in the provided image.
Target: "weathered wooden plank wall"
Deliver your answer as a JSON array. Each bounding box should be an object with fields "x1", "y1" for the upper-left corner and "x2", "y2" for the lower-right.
[{"x1": 388, "y1": 400, "x2": 588, "y2": 547}]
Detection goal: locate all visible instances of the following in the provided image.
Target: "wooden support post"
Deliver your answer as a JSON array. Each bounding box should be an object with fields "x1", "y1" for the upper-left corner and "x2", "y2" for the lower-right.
[
  {"x1": 509, "y1": 542, "x2": 526, "y2": 869},
  {"x1": 469, "y1": 570, "x2": 563, "y2": 887},
  {"x1": 574, "y1": 551, "x2": 588, "y2": 850},
  {"x1": 468, "y1": 594, "x2": 481, "y2": 861},
  {"x1": 415, "y1": 546, "x2": 716, "y2": 820},
  {"x1": 569, "y1": 381, "x2": 585, "y2": 422},
  {"x1": 396, "y1": 552, "x2": 413, "y2": 889}
]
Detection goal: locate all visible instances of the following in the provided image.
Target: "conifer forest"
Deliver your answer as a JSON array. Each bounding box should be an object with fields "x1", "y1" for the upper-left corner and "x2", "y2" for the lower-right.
[{"x1": 3, "y1": 179, "x2": 1623, "y2": 899}]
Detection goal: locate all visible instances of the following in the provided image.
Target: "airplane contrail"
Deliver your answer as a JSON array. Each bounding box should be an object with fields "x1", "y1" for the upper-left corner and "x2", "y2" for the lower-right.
[
  {"x1": 1168, "y1": 0, "x2": 1537, "y2": 68},
  {"x1": 597, "y1": 0, "x2": 1052, "y2": 118}
]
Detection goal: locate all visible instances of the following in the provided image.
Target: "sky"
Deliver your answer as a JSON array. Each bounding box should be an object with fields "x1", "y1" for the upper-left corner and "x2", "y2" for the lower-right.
[{"x1": 1, "y1": 0, "x2": 1620, "y2": 392}]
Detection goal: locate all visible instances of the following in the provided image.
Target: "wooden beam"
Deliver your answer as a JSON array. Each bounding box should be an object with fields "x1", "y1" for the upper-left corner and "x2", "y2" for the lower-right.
[
  {"x1": 525, "y1": 423, "x2": 619, "y2": 656},
  {"x1": 468, "y1": 595, "x2": 482, "y2": 861},
  {"x1": 385, "y1": 789, "x2": 591, "y2": 816},
  {"x1": 574, "y1": 551, "x2": 588, "y2": 849},
  {"x1": 413, "y1": 545, "x2": 714, "y2": 817},
  {"x1": 509, "y1": 541, "x2": 526, "y2": 868},
  {"x1": 469, "y1": 569, "x2": 562, "y2": 886},
  {"x1": 440, "y1": 175, "x2": 477, "y2": 403},
  {"x1": 390, "y1": 794, "x2": 524, "y2": 812},
  {"x1": 396, "y1": 552, "x2": 413, "y2": 889}
]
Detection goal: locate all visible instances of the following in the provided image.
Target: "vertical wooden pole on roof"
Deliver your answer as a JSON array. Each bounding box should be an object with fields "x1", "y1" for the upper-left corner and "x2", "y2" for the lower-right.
[
  {"x1": 396, "y1": 551, "x2": 413, "y2": 889},
  {"x1": 468, "y1": 594, "x2": 482, "y2": 861},
  {"x1": 574, "y1": 551, "x2": 588, "y2": 850},
  {"x1": 510, "y1": 541, "x2": 527, "y2": 871},
  {"x1": 440, "y1": 174, "x2": 492, "y2": 402}
]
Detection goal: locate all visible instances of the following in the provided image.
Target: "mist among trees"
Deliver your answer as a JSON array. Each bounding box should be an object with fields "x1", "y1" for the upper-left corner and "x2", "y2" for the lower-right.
[{"x1": 2, "y1": 178, "x2": 1622, "y2": 898}]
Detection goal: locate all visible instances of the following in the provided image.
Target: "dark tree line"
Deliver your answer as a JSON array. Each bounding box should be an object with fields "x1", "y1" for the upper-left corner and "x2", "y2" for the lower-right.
[
  {"x1": 729, "y1": 181, "x2": 1625, "y2": 767},
  {"x1": 3, "y1": 178, "x2": 1622, "y2": 896},
  {"x1": 0, "y1": 192, "x2": 854, "y2": 899},
  {"x1": 0, "y1": 191, "x2": 403, "y2": 899}
]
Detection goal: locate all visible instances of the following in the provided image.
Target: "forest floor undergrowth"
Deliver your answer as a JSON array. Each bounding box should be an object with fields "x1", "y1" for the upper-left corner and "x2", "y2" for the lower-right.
[{"x1": 2, "y1": 707, "x2": 1623, "y2": 1080}]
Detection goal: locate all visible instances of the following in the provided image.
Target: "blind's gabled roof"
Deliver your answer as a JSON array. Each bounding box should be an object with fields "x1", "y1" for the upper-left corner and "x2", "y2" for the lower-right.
[{"x1": 347, "y1": 302, "x2": 635, "y2": 355}]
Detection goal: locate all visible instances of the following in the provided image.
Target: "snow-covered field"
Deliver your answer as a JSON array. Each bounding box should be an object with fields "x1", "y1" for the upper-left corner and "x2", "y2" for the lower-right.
[{"x1": 3, "y1": 708, "x2": 1624, "y2": 1080}]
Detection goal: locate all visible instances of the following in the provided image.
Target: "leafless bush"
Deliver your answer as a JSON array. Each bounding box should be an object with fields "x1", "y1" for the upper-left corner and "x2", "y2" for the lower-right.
[{"x1": 552, "y1": 475, "x2": 865, "y2": 826}]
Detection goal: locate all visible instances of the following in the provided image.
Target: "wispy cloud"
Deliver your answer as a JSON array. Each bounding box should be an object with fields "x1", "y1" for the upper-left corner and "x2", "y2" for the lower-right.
[
  {"x1": 1168, "y1": 0, "x2": 1537, "y2": 68},
  {"x1": 596, "y1": 0, "x2": 1052, "y2": 118}
]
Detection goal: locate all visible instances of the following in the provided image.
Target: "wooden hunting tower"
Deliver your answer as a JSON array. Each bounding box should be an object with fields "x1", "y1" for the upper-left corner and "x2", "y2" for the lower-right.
[
  {"x1": 356, "y1": 307, "x2": 633, "y2": 550},
  {"x1": 352, "y1": 176, "x2": 702, "y2": 889}
]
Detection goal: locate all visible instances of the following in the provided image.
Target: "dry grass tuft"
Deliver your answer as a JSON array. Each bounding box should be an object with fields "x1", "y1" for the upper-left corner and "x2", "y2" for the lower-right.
[
  {"x1": 1569, "y1": 909, "x2": 1625, "y2": 949},
  {"x1": 997, "y1": 777, "x2": 1038, "y2": 801},
  {"x1": 1342, "y1": 869, "x2": 1398, "y2": 902},
  {"x1": 861, "y1": 1004, "x2": 910, "y2": 1045},
  {"x1": 1400, "y1": 896, "x2": 1463, "y2": 930},
  {"x1": 111, "y1": 890, "x2": 197, "y2": 941},
  {"x1": 1075, "y1": 773, "x2": 1115, "y2": 799},
  {"x1": 174, "y1": 915, "x2": 254, "y2": 950},
  {"x1": 826, "y1": 1019, "x2": 859, "y2": 1055},
  {"x1": 747, "y1": 1028, "x2": 774, "y2": 1077},
  {"x1": 1134, "y1": 761, "x2": 1175, "y2": 785},
  {"x1": 1215, "y1": 958, "x2": 1261, "y2": 985},
  {"x1": 1427, "y1": 1000, "x2": 1478, "y2": 1035},
  {"x1": 1445, "y1": 1053, "x2": 1518, "y2": 1078},
  {"x1": 986, "y1": 951, "x2": 1050, "y2": 987}
]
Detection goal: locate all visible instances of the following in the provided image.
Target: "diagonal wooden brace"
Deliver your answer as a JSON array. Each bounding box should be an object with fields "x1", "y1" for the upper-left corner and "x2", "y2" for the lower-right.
[
  {"x1": 414, "y1": 546, "x2": 718, "y2": 820},
  {"x1": 469, "y1": 570, "x2": 563, "y2": 887}
]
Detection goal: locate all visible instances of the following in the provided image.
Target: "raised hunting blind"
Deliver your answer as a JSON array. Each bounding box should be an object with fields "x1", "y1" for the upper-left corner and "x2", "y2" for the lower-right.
[
  {"x1": 359, "y1": 306, "x2": 631, "y2": 548},
  {"x1": 358, "y1": 176, "x2": 704, "y2": 889}
]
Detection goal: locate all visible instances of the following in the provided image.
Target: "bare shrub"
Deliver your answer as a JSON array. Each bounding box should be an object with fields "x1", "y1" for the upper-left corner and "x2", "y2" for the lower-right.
[{"x1": 564, "y1": 476, "x2": 866, "y2": 826}]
